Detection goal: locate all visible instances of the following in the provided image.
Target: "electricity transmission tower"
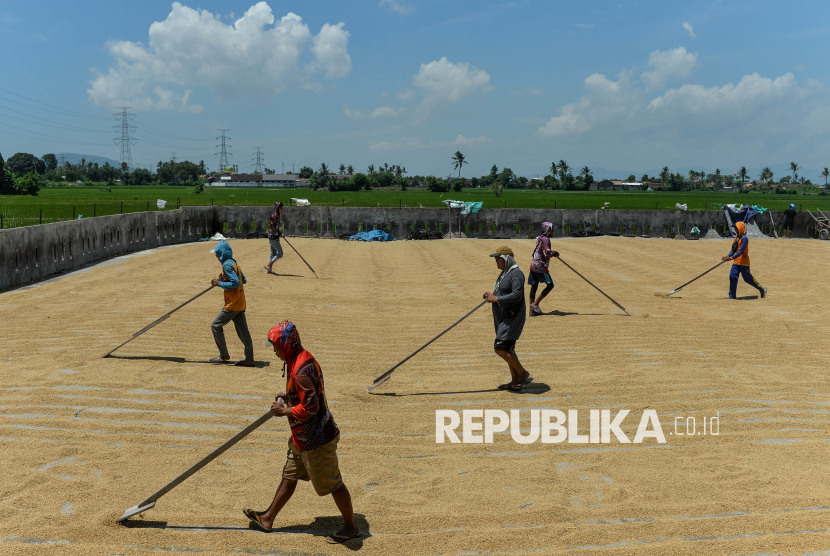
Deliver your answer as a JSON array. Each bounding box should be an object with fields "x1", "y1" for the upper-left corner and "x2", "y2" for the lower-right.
[
  {"x1": 171, "y1": 152, "x2": 177, "y2": 164},
  {"x1": 253, "y1": 147, "x2": 264, "y2": 173},
  {"x1": 216, "y1": 129, "x2": 232, "y2": 171},
  {"x1": 113, "y1": 107, "x2": 136, "y2": 170}
]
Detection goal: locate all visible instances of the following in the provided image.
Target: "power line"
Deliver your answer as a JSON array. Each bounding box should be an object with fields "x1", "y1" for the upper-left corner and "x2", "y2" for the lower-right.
[
  {"x1": 216, "y1": 129, "x2": 231, "y2": 171},
  {"x1": 0, "y1": 94, "x2": 110, "y2": 121},
  {"x1": 0, "y1": 86, "x2": 111, "y2": 120},
  {"x1": 136, "y1": 122, "x2": 213, "y2": 142},
  {"x1": 253, "y1": 147, "x2": 264, "y2": 173},
  {"x1": 113, "y1": 107, "x2": 136, "y2": 170},
  {"x1": 171, "y1": 152, "x2": 177, "y2": 163},
  {"x1": 0, "y1": 105, "x2": 111, "y2": 133},
  {"x1": 0, "y1": 121, "x2": 113, "y2": 146}
]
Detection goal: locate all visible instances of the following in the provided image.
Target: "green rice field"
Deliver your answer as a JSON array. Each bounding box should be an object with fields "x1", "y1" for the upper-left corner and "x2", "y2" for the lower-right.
[{"x1": 0, "y1": 184, "x2": 827, "y2": 230}]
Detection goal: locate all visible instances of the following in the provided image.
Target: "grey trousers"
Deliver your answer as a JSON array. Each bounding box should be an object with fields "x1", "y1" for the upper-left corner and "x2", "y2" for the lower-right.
[
  {"x1": 268, "y1": 238, "x2": 283, "y2": 265},
  {"x1": 212, "y1": 309, "x2": 254, "y2": 362}
]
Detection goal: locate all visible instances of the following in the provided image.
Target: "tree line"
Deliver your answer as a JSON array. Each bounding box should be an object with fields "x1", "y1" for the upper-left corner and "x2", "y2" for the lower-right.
[{"x1": 0, "y1": 151, "x2": 209, "y2": 195}]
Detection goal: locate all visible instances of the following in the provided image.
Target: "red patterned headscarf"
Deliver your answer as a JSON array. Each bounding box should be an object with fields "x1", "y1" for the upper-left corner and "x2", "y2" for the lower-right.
[{"x1": 266, "y1": 320, "x2": 303, "y2": 358}]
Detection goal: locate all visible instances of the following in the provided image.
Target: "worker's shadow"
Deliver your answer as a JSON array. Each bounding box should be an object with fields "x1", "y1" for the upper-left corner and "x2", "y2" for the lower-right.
[
  {"x1": 535, "y1": 310, "x2": 595, "y2": 317},
  {"x1": 266, "y1": 273, "x2": 304, "y2": 278},
  {"x1": 378, "y1": 382, "x2": 552, "y2": 397},
  {"x1": 105, "y1": 355, "x2": 270, "y2": 368},
  {"x1": 123, "y1": 514, "x2": 370, "y2": 549},
  {"x1": 735, "y1": 295, "x2": 760, "y2": 300}
]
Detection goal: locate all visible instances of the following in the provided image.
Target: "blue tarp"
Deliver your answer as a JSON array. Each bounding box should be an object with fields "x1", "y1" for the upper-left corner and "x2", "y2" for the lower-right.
[
  {"x1": 349, "y1": 230, "x2": 396, "y2": 242},
  {"x1": 723, "y1": 204, "x2": 765, "y2": 223}
]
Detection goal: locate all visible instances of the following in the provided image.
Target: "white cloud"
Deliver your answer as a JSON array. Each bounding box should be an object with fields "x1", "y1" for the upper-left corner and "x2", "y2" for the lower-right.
[
  {"x1": 369, "y1": 138, "x2": 431, "y2": 152},
  {"x1": 536, "y1": 50, "x2": 830, "y2": 165},
  {"x1": 640, "y1": 47, "x2": 697, "y2": 90},
  {"x1": 413, "y1": 56, "x2": 492, "y2": 114},
  {"x1": 87, "y1": 2, "x2": 351, "y2": 111},
  {"x1": 396, "y1": 89, "x2": 416, "y2": 101},
  {"x1": 683, "y1": 22, "x2": 695, "y2": 38},
  {"x1": 574, "y1": 23, "x2": 594, "y2": 29},
  {"x1": 343, "y1": 104, "x2": 404, "y2": 120},
  {"x1": 452, "y1": 134, "x2": 494, "y2": 145},
  {"x1": 380, "y1": 0, "x2": 414, "y2": 15},
  {"x1": 515, "y1": 87, "x2": 543, "y2": 95},
  {"x1": 311, "y1": 22, "x2": 351, "y2": 78}
]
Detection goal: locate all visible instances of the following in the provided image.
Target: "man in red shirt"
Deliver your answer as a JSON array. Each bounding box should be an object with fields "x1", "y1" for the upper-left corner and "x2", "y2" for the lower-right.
[{"x1": 243, "y1": 321, "x2": 359, "y2": 544}]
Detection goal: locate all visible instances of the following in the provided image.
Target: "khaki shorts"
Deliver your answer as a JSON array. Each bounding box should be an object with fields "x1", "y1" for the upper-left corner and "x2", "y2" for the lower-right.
[{"x1": 282, "y1": 435, "x2": 343, "y2": 496}]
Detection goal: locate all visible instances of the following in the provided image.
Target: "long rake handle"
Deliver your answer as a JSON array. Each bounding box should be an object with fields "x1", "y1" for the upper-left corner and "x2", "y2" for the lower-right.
[
  {"x1": 282, "y1": 237, "x2": 318, "y2": 278},
  {"x1": 367, "y1": 300, "x2": 487, "y2": 391},
  {"x1": 135, "y1": 410, "x2": 274, "y2": 510},
  {"x1": 669, "y1": 260, "x2": 727, "y2": 294},
  {"x1": 104, "y1": 285, "x2": 215, "y2": 357},
  {"x1": 558, "y1": 258, "x2": 629, "y2": 315}
]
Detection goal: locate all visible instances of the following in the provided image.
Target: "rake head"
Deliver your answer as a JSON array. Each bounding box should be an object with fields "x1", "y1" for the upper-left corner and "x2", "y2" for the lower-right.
[{"x1": 366, "y1": 374, "x2": 391, "y2": 393}]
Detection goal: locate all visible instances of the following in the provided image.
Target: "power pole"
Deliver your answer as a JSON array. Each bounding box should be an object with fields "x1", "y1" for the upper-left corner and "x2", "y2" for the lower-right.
[
  {"x1": 113, "y1": 107, "x2": 136, "y2": 170},
  {"x1": 215, "y1": 129, "x2": 232, "y2": 172},
  {"x1": 253, "y1": 147, "x2": 264, "y2": 173},
  {"x1": 171, "y1": 152, "x2": 177, "y2": 164}
]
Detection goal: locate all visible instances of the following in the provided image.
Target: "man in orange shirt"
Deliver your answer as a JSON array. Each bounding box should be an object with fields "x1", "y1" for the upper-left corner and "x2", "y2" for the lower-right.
[
  {"x1": 209, "y1": 240, "x2": 255, "y2": 366},
  {"x1": 722, "y1": 222, "x2": 767, "y2": 300}
]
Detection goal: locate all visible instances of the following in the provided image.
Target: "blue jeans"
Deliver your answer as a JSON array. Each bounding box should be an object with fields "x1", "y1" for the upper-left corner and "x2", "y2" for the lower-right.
[
  {"x1": 268, "y1": 238, "x2": 283, "y2": 264},
  {"x1": 729, "y1": 265, "x2": 763, "y2": 298}
]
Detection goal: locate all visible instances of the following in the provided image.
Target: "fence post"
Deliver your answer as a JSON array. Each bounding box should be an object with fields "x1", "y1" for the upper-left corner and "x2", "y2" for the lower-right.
[
  {"x1": 121, "y1": 201, "x2": 123, "y2": 214},
  {"x1": 40, "y1": 209, "x2": 42, "y2": 225},
  {"x1": 147, "y1": 200, "x2": 150, "y2": 211},
  {"x1": 94, "y1": 203, "x2": 96, "y2": 217},
  {"x1": 73, "y1": 206, "x2": 75, "y2": 220},
  {"x1": 1, "y1": 214, "x2": 3, "y2": 229},
  {"x1": 555, "y1": 201, "x2": 557, "y2": 209}
]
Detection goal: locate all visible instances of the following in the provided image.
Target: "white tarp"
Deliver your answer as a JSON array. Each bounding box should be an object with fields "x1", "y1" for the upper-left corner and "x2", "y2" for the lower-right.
[
  {"x1": 157, "y1": 199, "x2": 167, "y2": 209},
  {"x1": 291, "y1": 198, "x2": 311, "y2": 206}
]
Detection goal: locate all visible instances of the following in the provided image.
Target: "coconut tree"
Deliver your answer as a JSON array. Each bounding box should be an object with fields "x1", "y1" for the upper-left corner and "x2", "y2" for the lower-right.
[
  {"x1": 821, "y1": 167, "x2": 830, "y2": 187},
  {"x1": 760, "y1": 166, "x2": 773, "y2": 184},
  {"x1": 452, "y1": 151, "x2": 467, "y2": 179},
  {"x1": 549, "y1": 161, "x2": 559, "y2": 181},
  {"x1": 557, "y1": 160, "x2": 570, "y2": 178},
  {"x1": 489, "y1": 165, "x2": 499, "y2": 181},
  {"x1": 367, "y1": 164, "x2": 375, "y2": 175},
  {"x1": 347, "y1": 164, "x2": 354, "y2": 175},
  {"x1": 790, "y1": 161, "x2": 801, "y2": 183},
  {"x1": 579, "y1": 165, "x2": 593, "y2": 185},
  {"x1": 338, "y1": 164, "x2": 345, "y2": 175},
  {"x1": 739, "y1": 166, "x2": 749, "y2": 192}
]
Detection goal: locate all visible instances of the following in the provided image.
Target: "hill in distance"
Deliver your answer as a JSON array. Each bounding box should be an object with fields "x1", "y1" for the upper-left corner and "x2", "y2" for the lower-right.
[{"x1": 55, "y1": 153, "x2": 121, "y2": 167}]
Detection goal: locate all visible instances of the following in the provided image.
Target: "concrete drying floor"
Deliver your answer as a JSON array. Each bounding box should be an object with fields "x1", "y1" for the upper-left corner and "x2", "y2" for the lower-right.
[{"x1": 0, "y1": 236, "x2": 828, "y2": 555}]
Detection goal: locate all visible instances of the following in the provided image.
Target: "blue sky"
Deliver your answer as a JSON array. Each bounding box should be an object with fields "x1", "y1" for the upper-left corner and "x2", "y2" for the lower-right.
[{"x1": 2, "y1": 0, "x2": 830, "y2": 179}]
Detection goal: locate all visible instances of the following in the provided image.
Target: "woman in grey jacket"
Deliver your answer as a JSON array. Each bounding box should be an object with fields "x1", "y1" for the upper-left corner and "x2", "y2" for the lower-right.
[{"x1": 483, "y1": 246, "x2": 532, "y2": 391}]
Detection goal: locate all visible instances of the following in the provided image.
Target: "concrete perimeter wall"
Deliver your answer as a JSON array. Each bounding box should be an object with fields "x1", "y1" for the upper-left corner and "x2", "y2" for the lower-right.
[{"x1": 0, "y1": 206, "x2": 815, "y2": 291}]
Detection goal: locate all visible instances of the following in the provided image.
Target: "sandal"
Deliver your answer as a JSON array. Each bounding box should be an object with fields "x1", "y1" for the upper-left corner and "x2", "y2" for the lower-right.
[
  {"x1": 234, "y1": 360, "x2": 256, "y2": 367},
  {"x1": 243, "y1": 508, "x2": 271, "y2": 533},
  {"x1": 209, "y1": 356, "x2": 230, "y2": 364},
  {"x1": 514, "y1": 377, "x2": 534, "y2": 389},
  {"x1": 498, "y1": 383, "x2": 520, "y2": 391},
  {"x1": 325, "y1": 531, "x2": 361, "y2": 544}
]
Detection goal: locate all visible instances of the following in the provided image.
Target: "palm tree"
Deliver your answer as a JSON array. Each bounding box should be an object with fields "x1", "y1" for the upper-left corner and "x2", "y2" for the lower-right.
[
  {"x1": 338, "y1": 164, "x2": 345, "y2": 175},
  {"x1": 579, "y1": 166, "x2": 592, "y2": 185},
  {"x1": 760, "y1": 167, "x2": 773, "y2": 184},
  {"x1": 821, "y1": 167, "x2": 830, "y2": 187},
  {"x1": 452, "y1": 151, "x2": 467, "y2": 179},
  {"x1": 318, "y1": 162, "x2": 329, "y2": 176},
  {"x1": 688, "y1": 170, "x2": 697, "y2": 188},
  {"x1": 347, "y1": 164, "x2": 354, "y2": 175},
  {"x1": 489, "y1": 165, "x2": 499, "y2": 180},
  {"x1": 557, "y1": 160, "x2": 570, "y2": 178},
  {"x1": 739, "y1": 166, "x2": 748, "y2": 192},
  {"x1": 367, "y1": 164, "x2": 375, "y2": 175},
  {"x1": 549, "y1": 161, "x2": 558, "y2": 180},
  {"x1": 790, "y1": 161, "x2": 801, "y2": 183}
]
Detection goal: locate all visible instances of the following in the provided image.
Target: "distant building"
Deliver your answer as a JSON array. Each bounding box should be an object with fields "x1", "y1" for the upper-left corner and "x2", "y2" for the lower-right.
[{"x1": 208, "y1": 173, "x2": 298, "y2": 188}]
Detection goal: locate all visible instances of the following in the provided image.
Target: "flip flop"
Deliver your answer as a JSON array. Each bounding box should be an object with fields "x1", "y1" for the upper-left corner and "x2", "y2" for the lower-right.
[
  {"x1": 515, "y1": 377, "x2": 534, "y2": 389},
  {"x1": 498, "y1": 383, "x2": 520, "y2": 391},
  {"x1": 243, "y1": 509, "x2": 271, "y2": 533},
  {"x1": 325, "y1": 532, "x2": 361, "y2": 544},
  {"x1": 209, "y1": 356, "x2": 230, "y2": 364}
]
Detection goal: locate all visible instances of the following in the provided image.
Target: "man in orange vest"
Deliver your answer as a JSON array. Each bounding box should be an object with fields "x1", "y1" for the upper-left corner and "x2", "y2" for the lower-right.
[
  {"x1": 209, "y1": 240, "x2": 255, "y2": 366},
  {"x1": 722, "y1": 221, "x2": 767, "y2": 300}
]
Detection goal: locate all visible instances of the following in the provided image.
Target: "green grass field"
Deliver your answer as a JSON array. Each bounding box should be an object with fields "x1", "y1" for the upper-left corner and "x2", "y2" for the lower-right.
[{"x1": 0, "y1": 184, "x2": 826, "y2": 230}]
